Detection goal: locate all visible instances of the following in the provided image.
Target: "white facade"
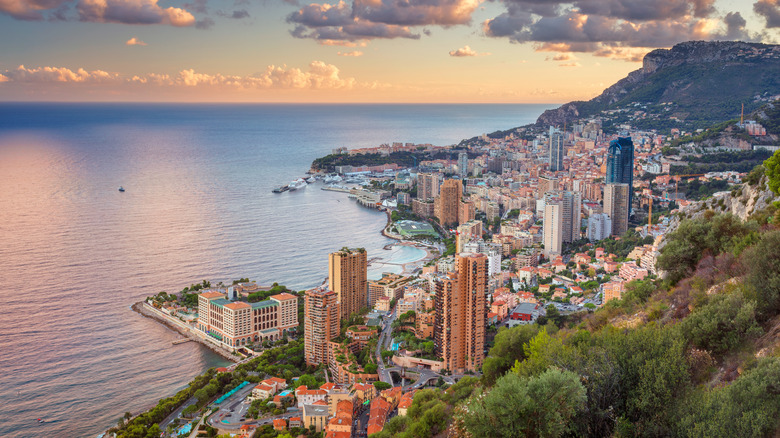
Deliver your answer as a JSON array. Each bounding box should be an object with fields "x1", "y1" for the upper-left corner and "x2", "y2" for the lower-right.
[
  {"x1": 587, "y1": 213, "x2": 612, "y2": 242},
  {"x1": 543, "y1": 203, "x2": 562, "y2": 257}
]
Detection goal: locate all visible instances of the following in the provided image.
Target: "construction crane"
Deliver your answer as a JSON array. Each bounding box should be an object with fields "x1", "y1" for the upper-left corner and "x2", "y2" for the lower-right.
[{"x1": 673, "y1": 174, "x2": 706, "y2": 200}]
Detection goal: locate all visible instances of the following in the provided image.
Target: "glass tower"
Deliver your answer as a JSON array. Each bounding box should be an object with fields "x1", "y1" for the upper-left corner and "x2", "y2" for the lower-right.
[{"x1": 606, "y1": 137, "x2": 634, "y2": 213}]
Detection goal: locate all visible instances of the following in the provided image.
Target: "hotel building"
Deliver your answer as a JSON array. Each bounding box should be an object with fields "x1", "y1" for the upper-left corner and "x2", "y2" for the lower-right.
[{"x1": 197, "y1": 291, "x2": 298, "y2": 350}]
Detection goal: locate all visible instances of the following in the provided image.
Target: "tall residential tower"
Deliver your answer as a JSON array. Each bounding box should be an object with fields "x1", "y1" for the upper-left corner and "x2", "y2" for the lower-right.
[
  {"x1": 329, "y1": 248, "x2": 368, "y2": 320},
  {"x1": 606, "y1": 137, "x2": 634, "y2": 211}
]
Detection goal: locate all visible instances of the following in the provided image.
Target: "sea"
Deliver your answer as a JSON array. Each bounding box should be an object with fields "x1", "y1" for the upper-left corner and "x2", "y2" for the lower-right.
[{"x1": 0, "y1": 102, "x2": 554, "y2": 437}]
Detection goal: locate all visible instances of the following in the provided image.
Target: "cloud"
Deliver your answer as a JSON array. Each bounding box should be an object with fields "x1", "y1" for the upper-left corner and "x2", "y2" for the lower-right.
[
  {"x1": 287, "y1": 0, "x2": 482, "y2": 42},
  {"x1": 558, "y1": 62, "x2": 581, "y2": 67},
  {"x1": 126, "y1": 36, "x2": 146, "y2": 45},
  {"x1": 337, "y1": 50, "x2": 363, "y2": 56},
  {"x1": 0, "y1": 0, "x2": 196, "y2": 26},
  {"x1": 216, "y1": 8, "x2": 248, "y2": 19},
  {"x1": 0, "y1": 61, "x2": 361, "y2": 90},
  {"x1": 1, "y1": 65, "x2": 120, "y2": 82},
  {"x1": 754, "y1": 0, "x2": 780, "y2": 28},
  {"x1": 319, "y1": 39, "x2": 368, "y2": 47},
  {"x1": 546, "y1": 53, "x2": 575, "y2": 61},
  {"x1": 448, "y1": 45, "x2": 489, "y2": 57},
  {"x1": 449, "y1": 45, "x2": 476, "y2": 56},
  {"x1": 0, "y1": 0, "x2": 69, "y2": 20},
  {"x1": 195, "y1": 16, "x2": 213, "y2": 29},
  {"x1": 483, "y1": 0, "x2": 764, "y2": 61},
  {"x1": 76, "y1": 0, "x2": 195, "y2": 26}
]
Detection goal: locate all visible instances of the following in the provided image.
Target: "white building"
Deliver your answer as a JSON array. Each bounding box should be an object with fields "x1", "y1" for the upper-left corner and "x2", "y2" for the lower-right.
[{"x1": 587, "y1": 213, "x2": 612, "y2": 243}]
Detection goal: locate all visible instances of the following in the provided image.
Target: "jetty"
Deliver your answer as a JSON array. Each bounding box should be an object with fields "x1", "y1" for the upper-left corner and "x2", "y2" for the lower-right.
[{"x1": 172, "y1": 338, "x2": 192, "y2": 345}]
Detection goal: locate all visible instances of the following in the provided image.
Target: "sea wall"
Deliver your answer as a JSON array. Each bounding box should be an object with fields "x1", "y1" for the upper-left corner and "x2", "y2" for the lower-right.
[{"x1": 132, "y1": 301, "x2": 239, "y2": 363}]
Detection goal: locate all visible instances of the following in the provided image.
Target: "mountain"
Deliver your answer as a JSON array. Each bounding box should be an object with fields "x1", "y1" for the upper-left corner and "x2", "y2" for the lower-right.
[{"x1": 537, "y1": 41, "x2": 780, "y2": 130}]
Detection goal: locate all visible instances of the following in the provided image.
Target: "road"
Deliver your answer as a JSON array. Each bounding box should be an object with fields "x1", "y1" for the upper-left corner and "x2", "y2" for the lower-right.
[{"x1": 375, "y1": 307, "x2": 397, "y2": 384}]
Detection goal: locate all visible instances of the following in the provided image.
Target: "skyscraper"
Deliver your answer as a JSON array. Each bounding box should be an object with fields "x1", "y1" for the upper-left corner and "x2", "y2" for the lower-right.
[
  {"x1": 417, "y1": 173, "x2": 442, "y2": 200},
  {"x1": 549, "y1": 127, "x2": 565, "y2": 172},
  {"x1": 304, "y1": 287, "x2": 340, "y2": 366},
  {"x1": 543, "y1": 202, "x2": 562, "y2": 257},
  {"x1": 457, "y1": 152, "x2": 468, "y2": 178},
  {"x1": 329, "y1": 248, "x2": 368, "y2": 320},
  {"x1": 606, "y1": 137, "x2": 634, "y2": 211},
  {"x1": 604, "y1": 183, "x2": 630, "y2": 236},
  {"x1": 435, "y1": 179, "x2": 462, "y2": 227},
  {"x1": 433, "y1": 253, "x2": 487, "y2": 373}
]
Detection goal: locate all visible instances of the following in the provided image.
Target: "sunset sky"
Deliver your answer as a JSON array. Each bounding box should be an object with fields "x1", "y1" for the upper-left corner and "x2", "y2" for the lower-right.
[{"x1": 0, "y1": 0, "x2": 778, "y2": 102}]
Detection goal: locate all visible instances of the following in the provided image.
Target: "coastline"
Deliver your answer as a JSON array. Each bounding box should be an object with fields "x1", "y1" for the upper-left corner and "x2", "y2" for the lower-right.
[{"x1": 132, "y1": 302, "x2": 239, "y2": 363}]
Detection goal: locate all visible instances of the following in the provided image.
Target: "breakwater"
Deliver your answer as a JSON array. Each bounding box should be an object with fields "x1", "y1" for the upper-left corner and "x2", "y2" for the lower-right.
[{"x1": 132, "y1": 302, "x2": 239, "y2": 363}]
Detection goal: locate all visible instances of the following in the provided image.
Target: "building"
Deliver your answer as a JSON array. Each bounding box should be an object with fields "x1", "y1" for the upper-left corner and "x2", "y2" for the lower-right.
[
  {"x1": 197, "y1": 291, "x2": 298, "y2": 350},
  {"x1": 368, "y1": 272, "x2": 410, "y2": 307},
  {"x1": 606, "y1": 137, "x2": 634, "y2": 211},
  {"x1": 549, "y1": 127, "x2": 565, "y2": 172},
  {"x1": 434, "y1": 253, "x2": 487, "y2": 373},
  {"x1": 329, "y1": 248, "x2": 368, "y2": 320},
  {"x1": 411, "y1": 198, "x2": 435, "y2": 218},
  {"x1": 304, "y1": 287, "x2": 340, "y2": 366},
  {"x1": 603, "y1": 281, "x2": 625, "y2": 303},
  {"x1": 458, "y1": 152, "x2": 468, "y2": 178},
  {"x1": 417, "y1": 172, "x2": 442, "y2": 200},
  {"x1": 587, "y1": 213, "x2": 612, "y2": 242},
  {"x1": 302, "y1": 403, "x2": 329, "y2": 432},
  {"x1": 559, "y1": 191, "x2": 582, "y2": 243},
  {"x1": 459, "y1": 200, "x2": 475, "y2": 224},
  {"x1": 543, "y1": 202, "x2": 562, "y2": 258},
  {"x1": 604, "y1": 183, "x2": 630, "y2": 236},
  {"x1": 435, "y1": 179, "x2": 463, "y2": 227},
  {"x1": 510, "y1": 303, "x2": 539, "y2": 321}
]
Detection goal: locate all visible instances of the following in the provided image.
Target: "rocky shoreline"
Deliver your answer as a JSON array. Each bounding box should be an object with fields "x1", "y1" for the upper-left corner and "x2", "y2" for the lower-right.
[{"x1": 131, "y1": 301, "x2": 239, "y2": 363}]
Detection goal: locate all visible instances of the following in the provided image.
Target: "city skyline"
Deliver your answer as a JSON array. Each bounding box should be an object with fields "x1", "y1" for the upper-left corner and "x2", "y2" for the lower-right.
[{"x1": 0, "y1": 0, "x2": 777, "y2": 102}]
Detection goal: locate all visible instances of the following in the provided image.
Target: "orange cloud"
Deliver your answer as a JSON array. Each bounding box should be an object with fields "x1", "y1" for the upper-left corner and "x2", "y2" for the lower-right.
[
  {"x1": 126, "y1": 37, "x2": 147, "y2": 46},
  {"x1": 337, "y1": 51, "x2": 364, "y2": 56},
  {"x1": 449, "y1": 45, "x2": 489, "y2": 57}
]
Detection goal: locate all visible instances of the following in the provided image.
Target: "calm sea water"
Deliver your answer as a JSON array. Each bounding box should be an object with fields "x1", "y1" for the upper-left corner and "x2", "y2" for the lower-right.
[{"x1": 0, "y1": 103, "x2": 553, "y2": 437}]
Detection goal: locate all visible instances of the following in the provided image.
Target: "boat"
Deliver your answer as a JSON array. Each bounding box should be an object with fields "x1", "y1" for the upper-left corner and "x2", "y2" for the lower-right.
[
  {"x1": 118, "y1": 186, "x2": 125, "y2": 192},
  {"x1": 306, "y1": 177, "x2": 316, "y2": 183},
  {"x1": 272, "y1": 185, "x2": 289, "y2": 193},
  {"x1": 289, "y1": 179, "x2": 307, "y2": 191},
  {"x1": 37, "y1": 418, "x2": 45, "y2": 423}
]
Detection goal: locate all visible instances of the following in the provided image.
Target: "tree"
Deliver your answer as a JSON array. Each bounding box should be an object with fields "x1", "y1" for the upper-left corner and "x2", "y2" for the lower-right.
[
  {"x1": 482, "y1": 324, "x2": 540, "y2": 385},
  {"x1": 374, "y1": 381, "x2": 392, "y2": 391},
  {"x1": 461, "y1": 368, "x2": 586, "y2": 438},
  {"x1": 682, "y1": 291, "x2": 761, "y2": 356},
  {"x1": 764, "y1": 149, "x2": 780, "y2": 194},
  {"x1": 743, "y1": 230, "x2": 780, "y2": 320}
]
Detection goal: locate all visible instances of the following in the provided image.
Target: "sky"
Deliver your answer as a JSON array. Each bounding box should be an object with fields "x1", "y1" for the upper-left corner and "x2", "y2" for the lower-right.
[{"x1": 0, "y1": 0, "x2": 778, "y2": 102}]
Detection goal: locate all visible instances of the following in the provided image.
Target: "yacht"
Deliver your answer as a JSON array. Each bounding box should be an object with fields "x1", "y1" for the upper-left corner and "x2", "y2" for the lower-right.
[{"x1": 118, "y1": 186, "x2": 125, "y2": 192}]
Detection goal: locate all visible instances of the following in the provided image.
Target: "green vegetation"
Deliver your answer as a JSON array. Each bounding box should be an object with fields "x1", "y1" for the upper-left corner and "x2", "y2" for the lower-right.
[
  {"x1": 671, "y1": 150, "x2": 772, "y2": 175},
  {"x1": 765, "y1": 149, "x2": 780, "y2": 195},
  {"x1": 248, "y1": 283, "x2": 294, "y2": 303}
]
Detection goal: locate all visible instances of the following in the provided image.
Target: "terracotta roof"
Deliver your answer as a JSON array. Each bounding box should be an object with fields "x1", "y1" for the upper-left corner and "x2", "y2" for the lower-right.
[
  {"x1": 271, "y1": 292, "x2": 298, "y2": 300},
  {"x1": 225, "y1": 302, "x2": 251, "y2": 310},
  {"x1": 200, "y1": 291, "x2": 225, "y2": 299}
]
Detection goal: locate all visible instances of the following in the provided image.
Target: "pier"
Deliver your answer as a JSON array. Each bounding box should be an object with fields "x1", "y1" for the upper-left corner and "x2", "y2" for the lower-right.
[{"x1": 172, "y1": 338, "x2": 192, "y2": 345}]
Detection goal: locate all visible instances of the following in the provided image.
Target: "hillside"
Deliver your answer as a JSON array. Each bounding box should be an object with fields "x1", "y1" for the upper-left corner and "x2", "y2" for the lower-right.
[
  {"x1": 537, "y1": 41, "x2": 780, "y2": 131},
  {"x1": 378, "y1": 154, "x2": 780, "y2": 438}
]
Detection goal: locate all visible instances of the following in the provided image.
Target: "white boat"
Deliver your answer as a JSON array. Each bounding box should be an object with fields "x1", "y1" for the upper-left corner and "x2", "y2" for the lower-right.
[
  {"x1": 289, "y1": 179, "x2": 307, "y2": 191},
  {"x1": 306, "y1": 177, "x2": 316, "y2": 183}
]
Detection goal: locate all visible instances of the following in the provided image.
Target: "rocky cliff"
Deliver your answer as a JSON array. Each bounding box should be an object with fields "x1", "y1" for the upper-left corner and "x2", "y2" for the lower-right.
[{"x1": 536, "y1": 41, "x2": 780, "y2": 128}]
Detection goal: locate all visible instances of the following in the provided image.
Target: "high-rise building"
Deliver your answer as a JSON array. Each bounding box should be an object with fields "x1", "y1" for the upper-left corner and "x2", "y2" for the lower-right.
[
  {"x1": 433, "y1": 253, "x2": 487, "y2": 373},
  {"x1": 458, "y1": 200, "x2": 475, "y2": 225},
  {"x1": 329, "y1": 248, "x2": 368, "y2": 320},
  {"x1": 604, "y1": 183, "x2": 630, "y2": 236},
  {"x1": 435, "y1": 179, "x2": 462, "y2": 227},
  {"x1": 417, "y1": 173, "x2": 442, "y2": 200},
  {"x1": 606, "y1": 137, "x2": 634, "y2": 210},
  {"x1": 587, "y1": 213, "x2": 612, "y2": 242},
  {"x1": 543, "y1": 190, "x2": 580, "y2": 252},
  {"x1": 543, "y1": 202, "x2": 562, "y2": 257},
  {"x1": 549, "y1": 127, "x2": 565, "y2": 172},
  {"x1": 560, "y1": 191, "x2": 581, "y2": 243},
  {"x1": 457, "y1": 152, "x2": 468, "y2": 178},
  {"x1": 304, "y1": 287, "x2": 339, "y2": 366}
]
